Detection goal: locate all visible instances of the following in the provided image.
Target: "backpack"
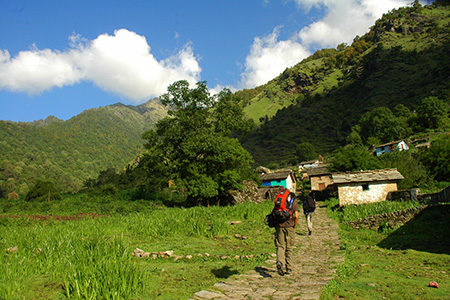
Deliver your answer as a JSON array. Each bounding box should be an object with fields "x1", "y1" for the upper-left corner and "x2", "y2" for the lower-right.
[
  {"x1": 304, "y1": 194, "x2": 316, "y2": 212},
  {"x1": 272, "y1": 189, "x2": 294, "y2": 223}
]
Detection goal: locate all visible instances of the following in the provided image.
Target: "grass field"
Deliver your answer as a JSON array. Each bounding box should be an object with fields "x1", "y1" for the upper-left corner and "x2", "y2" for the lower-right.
[
  {"x1": 2, "y1": 195, "x2": 450, "y2": 299},
  {"x1": 321, "y1": 198, "x2": 450, "y2": 300},
  {"x1": 0, "y1": 196, "x2": 275, "y2": 299}
]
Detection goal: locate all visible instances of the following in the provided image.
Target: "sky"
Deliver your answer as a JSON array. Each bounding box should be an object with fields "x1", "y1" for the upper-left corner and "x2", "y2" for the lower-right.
[{"x1": 0, "y1": 0, "x2": 425, "y2": 122}]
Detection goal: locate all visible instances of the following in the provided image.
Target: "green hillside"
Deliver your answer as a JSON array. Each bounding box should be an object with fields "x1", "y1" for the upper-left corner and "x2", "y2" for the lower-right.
[
  {"x1": 0, "y1": 99, "x2": 166, "y2": 197},
  {"x1": 239, "y1": 2, "x2": 450, "y2": 166}
]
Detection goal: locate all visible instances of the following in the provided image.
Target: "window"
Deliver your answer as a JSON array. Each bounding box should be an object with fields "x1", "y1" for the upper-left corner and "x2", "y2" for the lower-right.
[{"x1": 362, "y1": 184, "x2": 369, "y2": 191}]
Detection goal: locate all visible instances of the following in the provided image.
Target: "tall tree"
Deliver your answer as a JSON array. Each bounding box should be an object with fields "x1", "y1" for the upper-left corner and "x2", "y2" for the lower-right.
[
  {"x1": 141, "y1": 81, "x2": 255, "y2": 205},
  {"x1": 330, "y1": 145, "x2": 380, "y2": 172},
  {"x1": 414, "y1": 97, "x2": 450, "y2": 131},
  {"x1": 359, "y1": 107, "x2": 411, "y2": 145},
  {"x1": 420, "y1": 136, "x2": 450, "y2": 182}
]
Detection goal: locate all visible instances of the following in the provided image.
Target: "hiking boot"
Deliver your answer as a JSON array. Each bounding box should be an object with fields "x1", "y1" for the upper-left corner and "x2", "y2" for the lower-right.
[
  {"x1": 276, "y1": 261, "x2": 285, "y2": 276},
  {"x1": 285, "y1": 268, "x2": 292, "y2": 275}
]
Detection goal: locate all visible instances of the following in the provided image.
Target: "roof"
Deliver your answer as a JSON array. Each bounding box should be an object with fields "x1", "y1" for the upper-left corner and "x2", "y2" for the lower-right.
[
  {"x1": 259, "y1": 170, "x2": 294, "y2": 181},
  {"x1": 306, "y1": 167, "x2": 331, "y2": 177},
  {"x1": 332, "y1": 169, "x2": 404, "y2": 185},
  {"x1": 374, "y1": 140, "x2": 407, "y2": 149},
  {"x1": 299, "y1": 160, "x2": 319, "y2": 165}
]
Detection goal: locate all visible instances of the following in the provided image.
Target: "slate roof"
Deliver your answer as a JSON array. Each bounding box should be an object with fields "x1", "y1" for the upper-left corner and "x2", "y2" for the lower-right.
[
  {"x1": 306, "y1": 167, "x2": 331, "y2": 177},
  {"x1": 332, "y1": 169, "x2": 404, "y2": 185},
  {"x1": 259, "y1": 170, "x2": 293, "y2": 181}
]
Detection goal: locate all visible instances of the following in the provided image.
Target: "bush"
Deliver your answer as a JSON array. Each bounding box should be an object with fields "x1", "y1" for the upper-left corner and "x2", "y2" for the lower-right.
[{"x1": 25, "y1": 180, "x2": 62, "y2": 202}]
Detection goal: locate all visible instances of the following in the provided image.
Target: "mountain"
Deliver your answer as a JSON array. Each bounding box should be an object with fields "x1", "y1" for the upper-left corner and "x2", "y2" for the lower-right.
[
  {"x1": 238, "y1": 2, "x2": 450, "y2": 167},
  {"x1": 2, "y1": 2, "x2": 449, "y2": 196},
  {"x1": 0, "y1": 98, "x2": 166, "y2": 196}
]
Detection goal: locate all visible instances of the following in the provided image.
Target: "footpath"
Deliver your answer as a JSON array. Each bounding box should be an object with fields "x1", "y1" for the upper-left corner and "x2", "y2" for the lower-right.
[{"x1": 191, "y1": 205, "x2": 345, "y2": 300}]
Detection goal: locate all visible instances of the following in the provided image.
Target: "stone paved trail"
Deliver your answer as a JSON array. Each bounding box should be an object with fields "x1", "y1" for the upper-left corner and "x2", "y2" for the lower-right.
[{"x1": 191, "y1": 205, "x2": 344, "y2": 300}]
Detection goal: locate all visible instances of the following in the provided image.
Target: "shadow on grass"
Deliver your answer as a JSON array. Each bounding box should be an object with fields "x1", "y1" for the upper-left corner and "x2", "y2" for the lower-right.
[
  {"x1": 378, "y1": 204, "x2": 450, "y2": 255},
  {"x1": 212, "y1": 266, "x2": 239, "y2": 279}
]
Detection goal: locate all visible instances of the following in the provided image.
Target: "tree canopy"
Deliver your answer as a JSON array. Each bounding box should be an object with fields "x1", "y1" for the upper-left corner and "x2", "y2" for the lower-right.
[{"x1": 141, "y1": 81, "x2": 256, "y2": 205}]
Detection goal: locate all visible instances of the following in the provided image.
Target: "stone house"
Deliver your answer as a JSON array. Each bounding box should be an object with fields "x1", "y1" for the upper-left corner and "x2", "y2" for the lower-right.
[
  {"x1": 332, "y1": 169, "x2": 404, "y2": 206},
  {"x1": 259, "y1": 169, "x2": 297, "y2": 193},
  {"x1": 307, "y1": 167, "x2": 333, "y2": 191}
]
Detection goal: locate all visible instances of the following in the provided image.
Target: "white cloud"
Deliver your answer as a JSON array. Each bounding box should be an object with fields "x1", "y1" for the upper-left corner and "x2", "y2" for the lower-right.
[
  {"x1": 239, "y1": 0, "x2": 413, "y2": 89},
  {"x1": 0, "y1": 29, "x2": 201, "y2": 102},
  {"x1": 295, "y1": 0, "x2": 412, "y2": 48},
  {"x1": 240, "y1": 27, "x2": 310, "y2": 88}
]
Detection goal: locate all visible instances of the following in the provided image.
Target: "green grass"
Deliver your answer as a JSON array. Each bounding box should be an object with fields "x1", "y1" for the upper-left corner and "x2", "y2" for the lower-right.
[
  {"x1": 0, "y1": 197, "x2": 275, "y2": 299},
  {"x1": 327, "y1": 198, "x2": 424, "y2": 223},
  {"x1": 321, "y1": 200, "x2": 450, "y2": 300}
]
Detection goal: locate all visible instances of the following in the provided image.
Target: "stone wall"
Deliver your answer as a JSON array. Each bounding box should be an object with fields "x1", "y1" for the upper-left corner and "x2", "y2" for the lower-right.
[
  {"x1": 228, "y1": 180, "x2": 265, "y2": 205},
  {"x1": 388, "y1": 186, "x2": 450, "y2": 204},
  {"x1": 347, "y1": 206, "x2": 428, "y2": 230}
]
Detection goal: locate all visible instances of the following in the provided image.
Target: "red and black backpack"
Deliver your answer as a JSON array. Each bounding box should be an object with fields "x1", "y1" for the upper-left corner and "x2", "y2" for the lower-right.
[{"x1": 272, "y1": 189, "x2": 294, "y2": 222}]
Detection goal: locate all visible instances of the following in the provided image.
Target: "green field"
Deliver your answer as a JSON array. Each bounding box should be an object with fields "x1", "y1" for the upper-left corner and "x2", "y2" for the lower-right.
[{"x1": 0, "y1": 197, "x2": 275, "y2": 299}]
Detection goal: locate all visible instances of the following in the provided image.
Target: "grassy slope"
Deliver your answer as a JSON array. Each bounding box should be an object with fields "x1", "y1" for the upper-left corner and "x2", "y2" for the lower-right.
[{"x1": 239, "y1": 3, "x2": 450, "y2": 167}]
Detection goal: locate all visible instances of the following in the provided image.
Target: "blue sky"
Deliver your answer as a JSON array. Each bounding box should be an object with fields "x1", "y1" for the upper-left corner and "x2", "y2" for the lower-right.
[{"x1": 1, "y1": 0, "x2": 420, "y2": 122}]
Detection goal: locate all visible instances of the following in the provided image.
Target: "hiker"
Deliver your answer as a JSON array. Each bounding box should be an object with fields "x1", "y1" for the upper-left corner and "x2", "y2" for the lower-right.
[
  {"x1": 274, "y1": 191, "x2": 299, "y2": 276},
  {"x1": 303, "y1": 191, "x2": 316, "y2": 235}
]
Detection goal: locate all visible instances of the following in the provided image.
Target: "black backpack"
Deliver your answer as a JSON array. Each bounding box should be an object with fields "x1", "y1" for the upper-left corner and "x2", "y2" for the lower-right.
[{"x1": 304, "y1": 195, "x2": 316, "y2": 212}]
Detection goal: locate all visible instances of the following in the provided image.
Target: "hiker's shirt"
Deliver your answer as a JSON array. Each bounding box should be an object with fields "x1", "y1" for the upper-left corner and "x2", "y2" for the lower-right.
[{"x1": 278, "y1": 201, "x2": 298, "y2": 228}]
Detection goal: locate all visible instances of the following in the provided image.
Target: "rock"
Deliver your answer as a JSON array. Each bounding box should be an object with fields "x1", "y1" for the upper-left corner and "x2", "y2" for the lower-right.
[
  {"x1": 132, "y1": 248, "x2": 145, "y2": 257},
  {"x1": 6, "y1": 246, "x2": 18, "y2": 254},
  {"x1": 194, "y1": 290, "x2": 224, "y2": 299}
]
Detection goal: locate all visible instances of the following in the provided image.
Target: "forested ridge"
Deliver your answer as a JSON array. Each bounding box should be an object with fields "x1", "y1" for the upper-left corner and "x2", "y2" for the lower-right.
[
  {"x1": 1, "y1": 1, "x2": 450, "y2": 198},
  {"x1": 0, "y1": 99, "x2": 166, "y2": 196}
]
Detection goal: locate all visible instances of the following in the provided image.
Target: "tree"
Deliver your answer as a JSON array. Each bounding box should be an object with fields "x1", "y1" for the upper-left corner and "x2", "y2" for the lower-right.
[
  {"x1": 25, "y1": 180, "x2": 61, "y2": 202},
  {"x1": 295, "y1": 142, "x2": 317, "y2": 162},
  {"x1": 420, "y1": 136, "x2": 450, "y2": 182},
  {"x1": 141, "y1": 81, "x2": 256, "y2": 205},
  {"x1": 359, "y1": 107, "x2": 411, "y2": 145},
  {"x1": 414, "y1": 97, "x2": 450, "y2": 131},
  {"x1": 378, "y1": 151, "x2": 430, "y2": 189},
  {"x1": 346, "y1": 125, "x2": 363, "y2": 146},
  {"x1": 330, "y1": 145, "x2": 380, "y2": 172}
]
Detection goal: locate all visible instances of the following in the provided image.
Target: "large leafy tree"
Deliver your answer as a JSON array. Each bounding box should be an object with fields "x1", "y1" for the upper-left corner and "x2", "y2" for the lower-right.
[
  {"x1": 330, "y1": 145, "x2": 381, "y2": 172},
  {"x1": 141, "y1": 81, "x2": 255, "y2": 205},
  {"x1": 419, "y1": 136, "x2": 450, "y2": 182},
  {"x1": 358, "y1": 107, "x2": 412, "y2": 145},
  {"x1": 413, "y1": 96, "x2": 450, "y2": 131}
]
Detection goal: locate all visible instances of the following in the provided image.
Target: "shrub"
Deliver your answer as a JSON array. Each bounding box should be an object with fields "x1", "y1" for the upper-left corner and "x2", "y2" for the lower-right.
[{"x1": 25, "y1": 180, "x2": 61, "y2": 202}]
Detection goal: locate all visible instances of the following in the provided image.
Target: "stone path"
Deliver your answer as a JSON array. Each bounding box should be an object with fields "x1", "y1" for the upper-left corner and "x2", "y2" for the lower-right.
[{"x1": 191, "y1": 205, "x2": 344, "y2": 300}]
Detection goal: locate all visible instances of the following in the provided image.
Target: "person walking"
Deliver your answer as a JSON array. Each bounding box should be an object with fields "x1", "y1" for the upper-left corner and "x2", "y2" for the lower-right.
[
  {"x1": 274, "y1": 192, "x2": 299, "y2": 276},
  {"x1": 303, "y1": 191, "x2": 316, "y2": 235}
]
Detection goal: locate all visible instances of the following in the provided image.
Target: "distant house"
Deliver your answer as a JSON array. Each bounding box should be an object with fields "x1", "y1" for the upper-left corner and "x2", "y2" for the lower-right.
[
  {"x1": 307, "y1": 167, "x2": 333, "y2": 191},
  {"x1": 298, "y1": 160, "x2": 320, "y2": 171},
  {"x1": 373, "y1": 140, "x2": 409, "y2": 156},
  {"x1": 332, "y1": 169, "x2": 404, "y2": 206},
  {"x1": 259, "y1": 169, "x2": 297, "y2": 193}
]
